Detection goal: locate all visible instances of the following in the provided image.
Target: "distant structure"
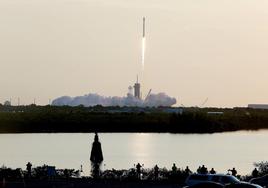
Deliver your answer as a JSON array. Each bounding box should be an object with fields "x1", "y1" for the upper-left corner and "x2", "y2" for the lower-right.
[
  {"x1": 161, "y1": 107, "x2": 183, "y2": 114},
  {"x1": 207, "y1": 111, "x2": 223, "y2": 115},
  {"x1": 248, "y1": 104, "x2": 268, "y2": 109},
  {"x1": 4, "y1": 100, "x2": 11, "y2": 106},
  {"x1": 51, "y1": 17, "x2": 177, "y2": 107},
  {"x1": 134, "y1": 75, "x2": 141, "y2": 99},
  {"x1": 128, "y1": 86, "x2": 133, "y2": 96}
]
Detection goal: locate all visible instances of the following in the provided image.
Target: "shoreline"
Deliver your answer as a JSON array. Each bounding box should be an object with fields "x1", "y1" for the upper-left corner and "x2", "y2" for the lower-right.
[{"x1": 1, "y1": 105, "x2": 268, "y2": 134}]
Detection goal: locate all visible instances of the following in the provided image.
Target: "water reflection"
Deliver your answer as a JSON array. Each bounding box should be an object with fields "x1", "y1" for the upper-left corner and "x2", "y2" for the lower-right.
[
  {"x1": 0, "y1": 131, "x2": 267, "y2": 176},
  {"x1": 130, "y1": 133, "x2": 152, "y2": 165}
]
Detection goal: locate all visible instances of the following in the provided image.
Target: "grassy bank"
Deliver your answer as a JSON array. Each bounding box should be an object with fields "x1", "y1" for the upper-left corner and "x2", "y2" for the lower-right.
[{"x1": 0, "y1": 105, "x2": 268, "y2": 133}]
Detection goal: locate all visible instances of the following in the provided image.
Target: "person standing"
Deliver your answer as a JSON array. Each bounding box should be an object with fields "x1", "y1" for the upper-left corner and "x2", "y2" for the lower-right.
[
  {"x1": 172, "y1": 163, "x2": 177, "y2": 173},
  {"x1": 26, "y1": 162, "x2": 32, "y2": 178},
  {"x1": 154, "y1": 165, "x2": 159, "y2": 180},
  {"x1": 200, "y1": 165, "x2": 208, "y2": 174},
  {"x1": 136, "y1": 163, "x2": 142, "y2": 179},
  {"x1": 252, "y1": 168, "x2": 259, "y2": 178},
  {"x1": 228, "y1": 168, "x2": 237, "y2": 176},
  {"x1": 185, "y1": 166, "x2": 192, "y2": 175},
  {"x1": 210, "y1": 168, "x2": 216, "y2": 174}
]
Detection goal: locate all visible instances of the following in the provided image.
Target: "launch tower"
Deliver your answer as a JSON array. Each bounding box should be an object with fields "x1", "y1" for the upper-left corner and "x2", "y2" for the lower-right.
[{"x1": 134, "y1": 76, "x2": 141, "y2": 99}]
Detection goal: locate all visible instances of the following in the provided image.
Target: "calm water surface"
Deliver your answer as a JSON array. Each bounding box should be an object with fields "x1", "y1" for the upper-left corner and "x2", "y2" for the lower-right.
[{"x1": 0, "y1": 131, "x2": 267, "y2": 176}]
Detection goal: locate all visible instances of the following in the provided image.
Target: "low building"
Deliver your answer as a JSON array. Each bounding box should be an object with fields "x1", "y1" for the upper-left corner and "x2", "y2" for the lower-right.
[
  {"x1": 207, "y1": 111, "x2": 223, "y2": 115},
  {"x1": 248, "y1": 104, "x2": 268, "y2": 109},
  {"x1": 160, "y1": 107, "x2": 183, "y2": 114}
]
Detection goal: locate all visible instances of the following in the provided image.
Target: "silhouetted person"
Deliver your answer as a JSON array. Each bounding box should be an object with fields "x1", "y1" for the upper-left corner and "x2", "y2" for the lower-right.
[
  {"x1": 252, "y1": 168, "x2": 259, "y2": 178},
  {"x1": 197, "y1": 166, "x2": 201, "y2": 174},
  {"x1": 26, "y1": 162, "x2": 32, "y2": 178},
  {"x1": 172, "y1": 163, "x2": 177, "y2": 173},
  {"x1": 90, "y1": 133, "x2": 103, "y2": 178},
  {"x1": 185, "y1": 166, "x2": 192, "y2": 175},
  {"x1": 63, "y1": 169, "x2": 69, "y2": 179},
  {"x1": 200, "y1": 165, "x2": 208, "y2": 174},
  {"x1": 154, "y1": 165, "x2": 159, "y2": 180},
  {"x1": 136, "y1": 163, "x2": 142, "y2": 179},
  {"x1": 228, "y1": 168, "x2": 237, "y2": 176},
  {"x1": 210, "y1": 168, "x2": 216, "y2": 174}
]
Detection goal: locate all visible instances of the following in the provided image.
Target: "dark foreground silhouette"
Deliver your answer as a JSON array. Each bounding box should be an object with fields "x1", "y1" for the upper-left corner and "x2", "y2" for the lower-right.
[
  {"x1": 90, "y1": 133, "x2": 103, "y2": 178},
  {"x1": 0, "y1": 162, "x2": 267, "y2": 188},
  {"x1": 0, "y1": 105, "x2": 268, "y2": 133}
]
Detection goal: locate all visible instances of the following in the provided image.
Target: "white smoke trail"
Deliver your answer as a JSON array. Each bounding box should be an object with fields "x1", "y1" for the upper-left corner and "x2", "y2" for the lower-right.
[{"x1": 142, "y1": 37, "x2": 146, "y2": 71}]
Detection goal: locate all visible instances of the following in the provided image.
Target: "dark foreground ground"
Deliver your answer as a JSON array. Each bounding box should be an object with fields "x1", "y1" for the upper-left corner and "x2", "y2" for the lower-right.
[
  {"x1": 2, "y1": 179, "x2": 180, "y2": 188},
  {"x1": 3, "y1": 162, "x2": 268, "y2": 188},
  {"x1": 1, "y1": 105, "x2": 268, "y2": 133}
]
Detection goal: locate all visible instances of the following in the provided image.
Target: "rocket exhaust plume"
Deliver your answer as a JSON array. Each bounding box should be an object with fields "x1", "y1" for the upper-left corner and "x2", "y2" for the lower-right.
[
  {"x1": 142, "y1": 38, "x2": 145, "y2": 71},
  {"x1": 52, "y1": 92, "x2": 176, "y2": 107},
  {"x1": 143, "y1": 17, "x2": 145, "y2": 37},
  {"x1": 142, "y1": 17, "x2": 146, "y2": 71}
]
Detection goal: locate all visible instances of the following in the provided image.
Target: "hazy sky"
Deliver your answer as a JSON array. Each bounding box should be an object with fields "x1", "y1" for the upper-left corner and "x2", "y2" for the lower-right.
[{"x1": 1, "y1": 0, "x2": 268, "y2": 107}]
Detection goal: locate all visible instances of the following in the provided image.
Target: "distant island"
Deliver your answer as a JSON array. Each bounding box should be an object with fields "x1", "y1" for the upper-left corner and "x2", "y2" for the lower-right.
[{"x1": 0, "y1": 105, "x2": 268, "y2": 133}]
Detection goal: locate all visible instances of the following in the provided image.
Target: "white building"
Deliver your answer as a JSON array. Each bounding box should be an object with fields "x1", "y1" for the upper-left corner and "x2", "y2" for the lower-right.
[{"x1": 248, "y1": 104, "x2": 268, "y2": 109}]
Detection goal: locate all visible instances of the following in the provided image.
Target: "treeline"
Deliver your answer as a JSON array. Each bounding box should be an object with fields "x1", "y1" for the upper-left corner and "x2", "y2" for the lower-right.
[{"x1": 0, "y1": 105, "x2": 268, "y2": 133}]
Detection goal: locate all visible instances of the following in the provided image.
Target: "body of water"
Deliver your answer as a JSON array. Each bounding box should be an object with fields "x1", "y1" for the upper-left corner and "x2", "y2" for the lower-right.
[{"x1": 0, "y1": 131, "x2": 267, "y2": 176}]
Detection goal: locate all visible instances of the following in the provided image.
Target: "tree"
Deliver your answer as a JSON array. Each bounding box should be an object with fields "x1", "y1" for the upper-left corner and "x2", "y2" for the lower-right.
[
  {"x1": 254, "y1": 161, "x2": 268, "y2": 176},
  {"x1": 90, "y1": 133, "x2": 103, "y2": 178}
]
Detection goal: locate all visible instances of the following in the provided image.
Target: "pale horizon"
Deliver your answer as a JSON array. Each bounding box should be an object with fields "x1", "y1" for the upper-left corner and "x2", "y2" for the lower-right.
[{"x1": 1, "y1": 0, "x2": 268, "y2": 107}]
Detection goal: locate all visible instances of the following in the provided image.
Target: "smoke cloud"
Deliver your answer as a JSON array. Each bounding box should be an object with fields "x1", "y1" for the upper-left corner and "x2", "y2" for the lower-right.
[{"x1": 52, "y1": 92, "x2": 176, "y2": 107}]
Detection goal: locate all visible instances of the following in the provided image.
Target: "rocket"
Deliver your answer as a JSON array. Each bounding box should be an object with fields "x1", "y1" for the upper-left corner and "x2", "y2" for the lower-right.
[{"x1": 143, "y1": 17, "x2": 145, "y2": 37}]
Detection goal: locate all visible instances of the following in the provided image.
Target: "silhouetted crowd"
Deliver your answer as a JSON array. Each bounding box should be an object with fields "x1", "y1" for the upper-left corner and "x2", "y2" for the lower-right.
[
  {"x1": 98, "y1": 163, "x2": 264, "y2": 183},
  {"x1": 0, "y1": 162, "x2": 262, "y2": 183}
]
